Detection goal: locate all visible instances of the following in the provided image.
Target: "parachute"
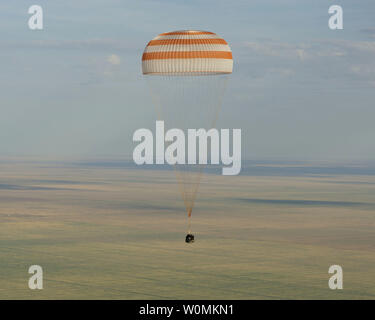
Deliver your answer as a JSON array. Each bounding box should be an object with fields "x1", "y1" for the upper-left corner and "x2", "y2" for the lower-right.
[{"x1": 142, "y1": 30, "x2": 233, "y2": 239}]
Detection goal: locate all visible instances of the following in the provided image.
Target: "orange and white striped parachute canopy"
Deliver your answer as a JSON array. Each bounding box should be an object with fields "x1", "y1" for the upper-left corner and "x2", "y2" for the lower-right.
[{"x1": 142, "y1": 30, "x2": 233, "y2": 75}]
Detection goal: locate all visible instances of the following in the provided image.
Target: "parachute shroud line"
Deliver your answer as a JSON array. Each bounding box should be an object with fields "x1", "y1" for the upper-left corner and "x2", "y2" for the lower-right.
[{"x1": 142, "y1": 30, "x2": 232, "y2": 236}]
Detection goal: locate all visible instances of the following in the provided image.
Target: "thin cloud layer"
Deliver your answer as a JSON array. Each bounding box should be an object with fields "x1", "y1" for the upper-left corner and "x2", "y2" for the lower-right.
[{"x1": 107, "y1": 54, "x2": 121, "y2": 65}]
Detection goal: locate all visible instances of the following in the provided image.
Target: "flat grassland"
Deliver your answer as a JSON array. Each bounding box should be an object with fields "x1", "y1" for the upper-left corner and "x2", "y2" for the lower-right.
[{"x1": 0, "y1": 160, "x2": 374, "y2": 299}]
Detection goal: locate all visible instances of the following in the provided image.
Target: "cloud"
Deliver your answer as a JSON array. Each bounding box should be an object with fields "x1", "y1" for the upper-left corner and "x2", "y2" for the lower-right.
[
  {"x1": 330, "y1": 40, "x2": 375, "y2": 54},
  {"x1": 360, "y1": 27, "x2": 375, "y2": 39},
  {"x1": 350, "y1": 65, "x2": 375, "y2": 75},
  {"x1": 349, "y1": 64, "x2": 375, "y2": 86},
  {"x1": 239, "y1": 40, "x2": 346, "y2": 61},
  {"x1": 107, "y1": 54, "x2": 121, "y2": 65},
  {"x1": 0, "y1": 38, "x2": 140, "y2": 52},
  {"x1": 240, "y1": 41, "x2": 311, "y2": 61},
  {"x1": 269, "y1": 68, "x2": 294, "y2": 76},
  {"x1": 236, "y1": 38, "x2": 375, "y2": 87},
  {"x1": 239, "y1": 38, "x2": 375, "y2": 60}
]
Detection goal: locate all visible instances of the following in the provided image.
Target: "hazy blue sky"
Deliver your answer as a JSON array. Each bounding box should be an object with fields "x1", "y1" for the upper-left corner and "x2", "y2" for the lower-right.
[{"x1": 0, "y1": 0, "x2": 374, "y2": 161}]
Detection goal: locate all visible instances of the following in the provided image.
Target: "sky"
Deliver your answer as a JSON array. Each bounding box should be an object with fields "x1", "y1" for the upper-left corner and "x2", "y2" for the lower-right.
[{"x1": 0, "y1": 0, "x2": 374, "y2": 161}]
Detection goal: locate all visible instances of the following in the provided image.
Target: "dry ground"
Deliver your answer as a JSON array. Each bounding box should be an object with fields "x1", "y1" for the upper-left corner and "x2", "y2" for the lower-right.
[{"x1": 0, "y1": 159, "x2": 374, "y2": 299}]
